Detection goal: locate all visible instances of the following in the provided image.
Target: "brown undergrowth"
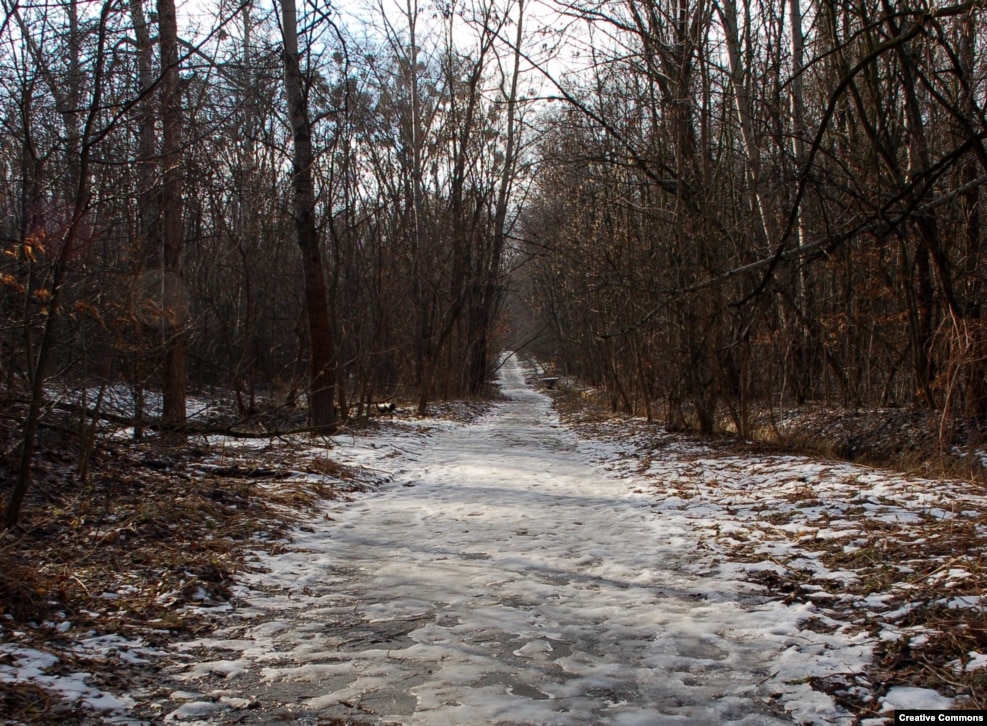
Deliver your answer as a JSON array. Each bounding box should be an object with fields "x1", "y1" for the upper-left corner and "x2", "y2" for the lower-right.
[
  {"x1": 755, "y1": 406, "x2": 987, "y2": 485},
  {"x1": 543, "y1": 371, "x2": 987, "y2": 485}
]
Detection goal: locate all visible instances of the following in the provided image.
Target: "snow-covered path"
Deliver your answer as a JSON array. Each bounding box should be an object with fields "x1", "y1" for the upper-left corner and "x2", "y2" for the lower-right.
[{"x1": 169, "y1": 357, "x2": 830, "y2": 724}]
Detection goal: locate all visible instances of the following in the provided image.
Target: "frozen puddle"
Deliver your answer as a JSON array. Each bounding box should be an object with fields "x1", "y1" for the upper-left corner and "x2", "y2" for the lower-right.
[{"x1": 167, "y1": 357, "x2": 848, "y2": 724}]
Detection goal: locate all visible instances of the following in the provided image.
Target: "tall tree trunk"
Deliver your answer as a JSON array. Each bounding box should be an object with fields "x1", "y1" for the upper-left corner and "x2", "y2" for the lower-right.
[
  {"x1": 157, "y1": 0, "x2": 187, "y2": 434},
  {"x1": 399, "y1": 0, "x2": 435, "y2": 417},
  {"x1": 280, "y1": 0, "x2": 336, "y2": 427},
  {"x1": 128, "y1": 0, "x2": 157, "y2": 439},
  {"x1": 957, "y1": 13, "x2": 986, "y2": 417},
  {"x1": 883, "y1": 2, "x2": 962, "y2": 409}
]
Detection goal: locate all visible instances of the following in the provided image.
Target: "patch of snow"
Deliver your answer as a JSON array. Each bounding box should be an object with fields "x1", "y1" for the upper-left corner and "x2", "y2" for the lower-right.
[
  {"x1": 880, "y1": 685, "x2": 955, "y2": 711},
  {"x1": 164, "y1": 700, "x2": 227, "y2": 721},
  {"x1": 950, "y1": 651, "x2": 987, "y2": 674},
  {"x1": 0, "y1": 644, "x2": 135, "y2": 713},
  {"x1": 945, "y1": 595, "x2": 986, "y2": 610}
]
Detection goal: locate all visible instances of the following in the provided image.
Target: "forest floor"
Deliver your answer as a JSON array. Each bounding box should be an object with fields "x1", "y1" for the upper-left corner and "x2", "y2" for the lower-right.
[{"x1": 2, "y1": 357, "x2": 987, "y2": 724}]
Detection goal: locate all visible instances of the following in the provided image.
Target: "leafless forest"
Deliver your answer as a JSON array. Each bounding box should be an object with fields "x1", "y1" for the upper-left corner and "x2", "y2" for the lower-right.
[{"x1": 2, "y1": 0, "x2": 987, "y2": 528}]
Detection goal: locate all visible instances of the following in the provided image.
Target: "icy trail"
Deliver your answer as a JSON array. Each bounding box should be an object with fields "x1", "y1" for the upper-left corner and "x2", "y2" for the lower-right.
[{"x1": 168, "y1": 357, "x2": 848, "y2": 724}]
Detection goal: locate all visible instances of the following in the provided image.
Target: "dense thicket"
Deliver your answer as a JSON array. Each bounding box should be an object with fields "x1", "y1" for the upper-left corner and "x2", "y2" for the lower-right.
[
  {"x1": 516, "y1": 0, "x2": 987, "y2": 437},
  {"x1": 1, "y1": 0, "x2": 986, "y2": 524}
]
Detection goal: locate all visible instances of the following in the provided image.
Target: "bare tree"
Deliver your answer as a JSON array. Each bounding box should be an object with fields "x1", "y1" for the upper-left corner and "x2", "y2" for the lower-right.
[
  {"x1": 279, "y1": 0, "x2": 336, "y2": 427},
  {"x1": 157, "y1": 0, "x2": 188, "y2": 435}
]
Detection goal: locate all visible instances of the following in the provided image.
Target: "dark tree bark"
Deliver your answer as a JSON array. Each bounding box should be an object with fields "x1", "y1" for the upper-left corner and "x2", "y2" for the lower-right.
[
  {"x1": 280, "y1": 0, "x2": 336, "y2": 428},
  {"x1": 157, "y1": 0, "x2": 187, "y2": 434},
  {"x1": 128, "y1": 0, "x2": 157, "y2": 439}
]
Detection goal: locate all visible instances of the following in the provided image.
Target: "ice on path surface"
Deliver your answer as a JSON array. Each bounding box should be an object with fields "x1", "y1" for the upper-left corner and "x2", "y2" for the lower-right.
[{"x1": 173, "y1": 356, "x2": 856, "y2": 724}]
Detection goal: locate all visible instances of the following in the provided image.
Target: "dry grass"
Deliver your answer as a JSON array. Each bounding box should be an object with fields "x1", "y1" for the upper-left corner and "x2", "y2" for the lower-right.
[
  {"x1": 753, "y1": 406, "x2": 987, "y2": 485},
  {"x1": 542, "y1": 370, "x2": 987, "y2": 485}
]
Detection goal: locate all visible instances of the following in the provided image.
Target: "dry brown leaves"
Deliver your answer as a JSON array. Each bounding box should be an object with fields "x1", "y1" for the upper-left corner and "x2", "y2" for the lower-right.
[{"x1": 0, "y1": 428, "x2": 374, "y2": 724}]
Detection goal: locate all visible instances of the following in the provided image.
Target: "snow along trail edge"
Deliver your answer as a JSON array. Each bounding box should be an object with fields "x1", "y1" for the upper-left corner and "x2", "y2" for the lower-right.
[{"x1": 160, "y1": 355, "x2": 865, "y2": 725}]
